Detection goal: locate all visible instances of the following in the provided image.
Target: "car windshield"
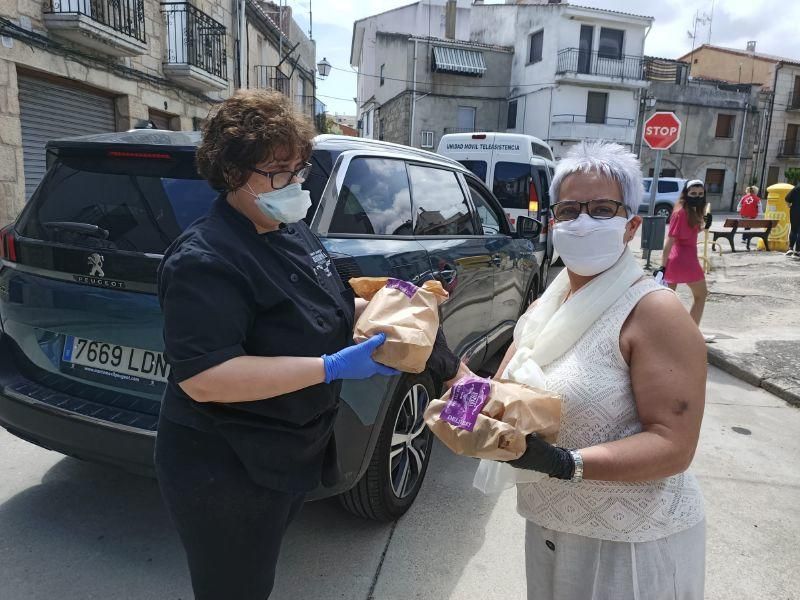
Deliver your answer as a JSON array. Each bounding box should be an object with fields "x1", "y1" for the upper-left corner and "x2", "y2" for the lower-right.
[{"x1": 18, "y1": 162, "x2": 218, "y2": 254}]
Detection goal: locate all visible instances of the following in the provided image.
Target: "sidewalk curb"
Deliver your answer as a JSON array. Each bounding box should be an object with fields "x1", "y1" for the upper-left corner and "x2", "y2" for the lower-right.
[{"x1": 707, "y1": 347, "x2": 800, "y2": 408}]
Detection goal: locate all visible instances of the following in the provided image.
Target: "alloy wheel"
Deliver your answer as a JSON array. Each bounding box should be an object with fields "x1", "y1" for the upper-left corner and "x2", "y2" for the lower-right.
[{"x1": 389, "y1": 383, "x2": 432, "y2": 499}]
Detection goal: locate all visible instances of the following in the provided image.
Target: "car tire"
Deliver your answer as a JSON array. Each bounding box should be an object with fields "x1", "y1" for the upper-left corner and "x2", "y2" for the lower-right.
[
  {"x1": 522, "y1": 274, "x2": 540, "y2": 313},
  {"x1": 655, "y1": 204, "x2": 673, "y2": 219},
  {"x1": 338, "y1": 371, "x2": 436, "y2": 521}
]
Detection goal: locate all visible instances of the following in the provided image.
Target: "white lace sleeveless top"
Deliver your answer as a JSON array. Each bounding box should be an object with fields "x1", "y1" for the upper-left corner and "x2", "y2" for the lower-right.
[{"x1": 516, "y1": 278, "x2": 705, "y2": 542}]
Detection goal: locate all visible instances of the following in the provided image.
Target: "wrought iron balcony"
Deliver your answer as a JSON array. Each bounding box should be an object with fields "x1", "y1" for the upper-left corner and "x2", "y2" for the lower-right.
[
  {"x1": 778, "y1": 139, "x2": 800, "y2": 157},
  {"x1": 253, "y1": 66, "x2": 290, "y2": 96},
  {"x1": 161, "y1": 2, "x2": 227, "y2": 91},
  {"x1": 556, "y1": 48, "x2": 647, "y2": 83},
  {"x1": 295, "y1": 94, "x2": 316, "y2": 117},
  {"x1": 44, "y1": 0, "x2": 147, "y2": 56}
]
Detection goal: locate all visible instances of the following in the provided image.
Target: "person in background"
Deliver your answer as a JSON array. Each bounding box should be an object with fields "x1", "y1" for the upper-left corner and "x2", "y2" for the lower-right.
[
  {"x1": 737, "y1": 185, "x2": 762, "y2": 219},
  {"x1": 786, "y1": 182, "x2": 800, "y2": 258},
  {"x1": 661, "y1": 180, "x2": 712, "y2": 338}
]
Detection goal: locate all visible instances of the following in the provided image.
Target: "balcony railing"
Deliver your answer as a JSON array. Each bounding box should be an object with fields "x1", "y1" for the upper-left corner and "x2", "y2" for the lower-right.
[
  {"x1": 787, "y1": 93, "x2": 800, "y2": 111},
  {"x1": 552, "y1": 114, "x2": 634, "y2": 127},
  {"x1": 162, "y1": 2, "x2": 227, "y2": 81},
  {"x1": 556, "y1": 48, "x2": 646, "y2": 81},
  {"x1": 778, "y1": 139, "x2": 800, "y2": 157},
  {"x1": 295, "y1": 94, "x2": 315, "y2": 116},
  {"x1": 254, "y1": 66, "x2": 290, "y2": 96},
  {"x1": 444, "y1": 127, "x2": 476, "y2": 134},
  {"x1": 47, "y1": 0, "x2": 146, "y2": 42}
]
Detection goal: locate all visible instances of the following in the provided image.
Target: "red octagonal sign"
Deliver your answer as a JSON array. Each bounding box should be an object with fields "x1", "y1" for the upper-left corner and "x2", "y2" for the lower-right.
[{"x1": 643, "y1": 112, "x2": 682, "y2": 150}]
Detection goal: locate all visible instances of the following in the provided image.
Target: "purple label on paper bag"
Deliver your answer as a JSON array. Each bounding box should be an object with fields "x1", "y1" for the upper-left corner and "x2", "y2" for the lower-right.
[
  {"x1": 386, "y1": 278, "x2": 418, "y2": 299},
  {"x1": 440, "y1": 376, "x2": 492, "y2": 431}
]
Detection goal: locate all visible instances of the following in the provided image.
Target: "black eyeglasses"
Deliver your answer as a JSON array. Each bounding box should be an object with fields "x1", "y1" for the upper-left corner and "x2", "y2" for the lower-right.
[
  {"x1": 551, "y1": 199, "x2": 627, "y2": 222},
  {"x1": 251, "y1": 162, "x2": 312, "y2": 190}
]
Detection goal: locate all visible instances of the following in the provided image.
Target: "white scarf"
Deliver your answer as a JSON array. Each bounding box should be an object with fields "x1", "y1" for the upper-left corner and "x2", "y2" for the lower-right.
[{"x1": 473, "y1": 248, "x2": 645, "y2": 495}]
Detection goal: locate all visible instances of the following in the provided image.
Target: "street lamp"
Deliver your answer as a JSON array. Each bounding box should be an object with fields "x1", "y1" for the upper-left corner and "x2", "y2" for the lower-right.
[{"x1": 317, "y1": 57, "x2": 331, "y2": 79}]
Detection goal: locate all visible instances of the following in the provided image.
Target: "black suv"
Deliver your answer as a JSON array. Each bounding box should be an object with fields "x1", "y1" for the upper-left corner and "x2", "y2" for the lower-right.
[{"x1": 0, "y1": 130, "x2": 543, "y2": 520}]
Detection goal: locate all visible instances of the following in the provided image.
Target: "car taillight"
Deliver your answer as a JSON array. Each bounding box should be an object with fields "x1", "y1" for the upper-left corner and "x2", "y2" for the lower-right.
[
  {"x1": 0, "y1": 225, "x2": 17, "y2": 262},
  {"x1": 107, "y1": 150, "x2": 172, "y2": 160},
  {"x1": 528, "y1": 182, "x2": 539, "y2": 214}
]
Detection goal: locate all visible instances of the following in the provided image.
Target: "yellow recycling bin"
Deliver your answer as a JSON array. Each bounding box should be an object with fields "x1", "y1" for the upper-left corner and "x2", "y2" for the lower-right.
[{"x1": 757, "y1": 183, "x2": 793, "y2": 252}]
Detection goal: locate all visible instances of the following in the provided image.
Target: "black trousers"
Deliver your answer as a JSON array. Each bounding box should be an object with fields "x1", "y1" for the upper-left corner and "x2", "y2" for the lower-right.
[
  {"x1": 155, "y1": 416, "x2": 306, "y2": 600},
  {"x1": 790, "y1": 209, "x2": 800, "y2": 252}
]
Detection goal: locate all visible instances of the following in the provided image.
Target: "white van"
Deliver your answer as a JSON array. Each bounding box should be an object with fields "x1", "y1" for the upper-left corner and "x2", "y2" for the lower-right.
[{"x1": 437, "y1": 132, "x2": 556, "y2": 278}]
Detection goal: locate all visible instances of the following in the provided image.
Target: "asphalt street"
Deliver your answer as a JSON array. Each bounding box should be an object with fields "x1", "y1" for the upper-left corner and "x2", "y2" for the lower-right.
[{"x1": 1, "y1": 366, "x2": 798, "y2": 600}]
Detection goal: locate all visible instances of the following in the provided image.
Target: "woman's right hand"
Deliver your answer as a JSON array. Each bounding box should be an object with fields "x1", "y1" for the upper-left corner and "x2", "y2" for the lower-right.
[{"x1": 322, "y1": 333, "x2": 400, "y2": 383}]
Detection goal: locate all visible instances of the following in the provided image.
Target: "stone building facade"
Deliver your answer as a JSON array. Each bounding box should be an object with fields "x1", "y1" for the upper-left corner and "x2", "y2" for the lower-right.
[{"x1": 0, "y1": 0, "x2": 317, "y2": 225}]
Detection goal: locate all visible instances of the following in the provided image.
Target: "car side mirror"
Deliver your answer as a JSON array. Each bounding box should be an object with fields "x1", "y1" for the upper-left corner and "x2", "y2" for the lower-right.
[{"x1": 515, "y1": 216, "x2": 542, "y2": 239}]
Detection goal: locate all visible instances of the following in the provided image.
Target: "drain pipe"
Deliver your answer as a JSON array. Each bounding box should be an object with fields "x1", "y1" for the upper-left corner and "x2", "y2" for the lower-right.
[
  {"x1": 409, "y1": 38, "x2": 418, "y2": 146},
  {"x1": 759, "y1": 61, "x2": 783, "y2": 192},
  {"x1": 730, "y1": 100, "x2": 749, "y2": 211},
  {"x1": 237, "y1": 0, "x2": 246, "y2": 89}
]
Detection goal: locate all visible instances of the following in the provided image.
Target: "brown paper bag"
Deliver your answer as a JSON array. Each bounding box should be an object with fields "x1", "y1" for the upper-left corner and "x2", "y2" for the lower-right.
[
  {"x1": 350, "y1": 277, "x2": 448, "y2": 373},
  {"x1": 424, "y1": 376, "x2": 561, "y2": 461}
]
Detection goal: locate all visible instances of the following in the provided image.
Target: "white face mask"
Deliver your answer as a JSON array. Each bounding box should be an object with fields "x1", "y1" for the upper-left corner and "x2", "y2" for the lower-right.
[
  {"x1": 552, "y1": 214, "x2": 629, "y2": 277},
  {"x1": 247, "y1": 182, "x2": 312, "y2": 224}
]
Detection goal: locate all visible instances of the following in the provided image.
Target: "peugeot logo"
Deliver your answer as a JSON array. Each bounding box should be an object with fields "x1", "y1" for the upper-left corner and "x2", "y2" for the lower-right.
[{"x1": 88, "y1": 253, "x2": 105, "y2": 277}]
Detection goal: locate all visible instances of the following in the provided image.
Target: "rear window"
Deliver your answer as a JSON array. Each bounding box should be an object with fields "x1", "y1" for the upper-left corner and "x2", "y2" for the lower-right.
[
  {"x1": 18, "y1": 162, "x2": 217, "y2": 254},
  {"x1": 658, "y1": 180, "x2": 680, "y2": 193},
  {"x1": 458, "y1": 160, "x2": 488, "y2": 182},
  {"x1": 493, "y1": 162, "x2": 531, "y2": 210},
  {"x1": 531, "y1": 142, "x2": 553, "y2": 161}
]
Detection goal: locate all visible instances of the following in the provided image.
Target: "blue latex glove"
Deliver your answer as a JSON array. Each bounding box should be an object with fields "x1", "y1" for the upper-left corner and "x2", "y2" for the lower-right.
[{"x1": 322, "y1": 333, "x2": 400, "y2": 383}]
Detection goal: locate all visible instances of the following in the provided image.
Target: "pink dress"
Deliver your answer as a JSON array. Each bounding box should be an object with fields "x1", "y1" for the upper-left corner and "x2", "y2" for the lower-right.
[{"x1": 665, "y1": 209, "x2": 705, "y2": 284}]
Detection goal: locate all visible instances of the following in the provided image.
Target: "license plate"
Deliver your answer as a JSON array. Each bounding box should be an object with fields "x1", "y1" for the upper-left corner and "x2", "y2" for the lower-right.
[{"x1": 62, "y1": 336, "x2": 170, "y2": 384}]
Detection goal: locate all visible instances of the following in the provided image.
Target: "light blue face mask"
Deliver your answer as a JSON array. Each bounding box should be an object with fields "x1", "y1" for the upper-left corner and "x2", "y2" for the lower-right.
[{"x1": 247, "y1": 182, "x2": 312, "y2": 224}]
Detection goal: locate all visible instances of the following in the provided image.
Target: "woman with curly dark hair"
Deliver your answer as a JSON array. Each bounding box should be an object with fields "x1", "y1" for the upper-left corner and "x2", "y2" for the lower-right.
[{"x1": 154, "y1": 90, "x2": 403, "y2": 599}]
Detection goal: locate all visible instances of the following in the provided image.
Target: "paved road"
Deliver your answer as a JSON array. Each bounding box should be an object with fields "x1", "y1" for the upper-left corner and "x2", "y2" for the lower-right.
[{"x1": 1, "y1": 367, "x2": 798, "y2": 599}]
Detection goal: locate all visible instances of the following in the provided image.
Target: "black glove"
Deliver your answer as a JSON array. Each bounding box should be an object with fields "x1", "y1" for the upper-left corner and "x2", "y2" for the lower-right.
[
  {"x1": 704, "y1": 212, "x2": 713, "y2": 230},
  {"x1": 506, "y1": 434, "x2": 575, "y2": 480},
  {"x1": 425, "y1": 326, "x2": 460, "y2": 388}
]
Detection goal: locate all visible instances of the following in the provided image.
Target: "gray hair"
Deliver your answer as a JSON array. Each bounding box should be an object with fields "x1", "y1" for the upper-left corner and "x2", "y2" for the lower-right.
[{"x1": 549, "y1": 141, "x2": 643, "y2": 215}]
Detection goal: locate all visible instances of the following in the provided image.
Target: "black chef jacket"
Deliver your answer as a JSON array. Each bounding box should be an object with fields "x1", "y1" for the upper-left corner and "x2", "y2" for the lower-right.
[{"x1": 157, "y1": 194, "x2": 355, "y2": 493}]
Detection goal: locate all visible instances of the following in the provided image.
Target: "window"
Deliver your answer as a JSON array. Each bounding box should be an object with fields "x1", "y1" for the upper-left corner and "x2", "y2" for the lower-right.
[
  {"x1": 586, "y1": 92, "x2": 608, "y2": 124},
  {"x1": 380, "y1": 64, "x2": 385, "y2": 86},
  {"x1": 767, "y1": 165, "x2": 780, "y2": 187},
  {"x1": 528, "y1": 30, "x2": 543, "y2": 64},
  {"x1": 657, "y1": 180, "x2": 680, "y2": 193},
  {"x1": 598, "y1": 28, "x2": 624, "y2": 60},
  {"x1": 715, "y1": 114, "x2": 735, "y2": 138},
  {"x1": 457, "y1": 106, "x2": 476, "y2": 132},
  {"x1": 408, "y1": 165, "x2": 475, "y2": 236},
  {"x1": 648, "y1": 168, "x2": 677, "y2": 178},
  {"x1": 493, "y1": 162, "x2": 532, "y2": 210},
  {"x1": 18, "y1": 163, "x2": 217, "y2": 254},
  {"x1": 458, "y1": 160, "x2": 488, "y2": 182},
  {"x1": 327, "y1": 158, "x2": 413, "y2": 235},
  {"x1": 532, "y1": 142, "x2": 554, "y2": 161},
  {"x1": 467, "y1": 181, "x2": 503, "y2": 236},
  {"x1": 533, "y1": 166, "x2": 551, "y2": 212},
  {"x1": 705, "y1": 169, "x2": 726, "y2": 194},
  {"x1": 421, "y1": 130, "x2": 434, "y2": 148},
  {"x1": 507, "y1": 100, "x2": 518, "y2": 129}
]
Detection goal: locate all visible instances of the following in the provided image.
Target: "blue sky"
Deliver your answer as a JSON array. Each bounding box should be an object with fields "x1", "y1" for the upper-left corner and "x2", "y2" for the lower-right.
[{"x1": 283, "y1": 0, "x2": 800, "y2": 117}]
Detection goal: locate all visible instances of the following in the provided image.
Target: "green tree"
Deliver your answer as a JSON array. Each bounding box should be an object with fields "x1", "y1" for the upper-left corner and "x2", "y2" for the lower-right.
[{"x1": 785, "y1": 167, "x2": 800, "y2": 186}]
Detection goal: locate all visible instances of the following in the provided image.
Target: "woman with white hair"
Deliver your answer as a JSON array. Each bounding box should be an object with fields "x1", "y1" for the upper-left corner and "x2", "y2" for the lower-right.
[{"x1": 493, "y1": 142, "x2": 707, "y2": 599}]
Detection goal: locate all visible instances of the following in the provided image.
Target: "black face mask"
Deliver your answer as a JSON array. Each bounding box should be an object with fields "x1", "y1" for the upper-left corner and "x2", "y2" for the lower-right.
[{"x1": 687, "y1": 195, "x2": 705, "y2": 207}]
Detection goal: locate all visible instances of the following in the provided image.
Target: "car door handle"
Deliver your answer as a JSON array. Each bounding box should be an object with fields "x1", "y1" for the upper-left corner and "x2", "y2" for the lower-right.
[{"x1": 434, "y1": 267, "x2": 457, "y2": 284}]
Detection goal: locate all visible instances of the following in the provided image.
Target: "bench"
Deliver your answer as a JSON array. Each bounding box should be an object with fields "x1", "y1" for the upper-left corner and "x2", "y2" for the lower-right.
[{"x1": 710, "y1": 218, "x2": 776, "y2": 252}]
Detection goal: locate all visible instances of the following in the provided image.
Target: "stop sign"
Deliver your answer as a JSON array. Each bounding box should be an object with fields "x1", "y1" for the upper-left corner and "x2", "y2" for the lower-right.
[{"x1": 643, "y1": 112, "x2": 682, "y2": 150}]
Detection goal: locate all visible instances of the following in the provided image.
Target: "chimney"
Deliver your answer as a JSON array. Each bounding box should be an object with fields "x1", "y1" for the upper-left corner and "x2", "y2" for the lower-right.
[
  {"x1": 445, "y1": 0, "x2": 457, "y2": 40},
  {"x1": 746, "y1": 40, "x2": 757, "y2": 53}
]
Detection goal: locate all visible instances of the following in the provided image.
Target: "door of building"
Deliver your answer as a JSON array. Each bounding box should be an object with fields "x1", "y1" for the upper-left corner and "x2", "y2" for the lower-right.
[{"x1": 18, "y1": 75, "x2": 116, "y2": 199}]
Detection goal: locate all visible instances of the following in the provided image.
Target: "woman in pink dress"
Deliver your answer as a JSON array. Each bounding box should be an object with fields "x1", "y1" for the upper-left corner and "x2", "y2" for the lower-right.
[{"x1": 662, "y1": 180, "x2": 708, "y2": 328}]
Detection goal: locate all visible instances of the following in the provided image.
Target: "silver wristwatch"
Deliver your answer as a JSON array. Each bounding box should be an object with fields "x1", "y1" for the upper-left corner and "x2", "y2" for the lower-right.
[{"x1": 569, "y1": 450, "x2": 584, "y2": 483}]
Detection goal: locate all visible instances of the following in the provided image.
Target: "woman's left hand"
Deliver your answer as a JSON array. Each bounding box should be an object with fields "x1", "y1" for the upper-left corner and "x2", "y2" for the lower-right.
[{"x1": 506, "y1": 434, "x2": 575, "y2": 480}]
